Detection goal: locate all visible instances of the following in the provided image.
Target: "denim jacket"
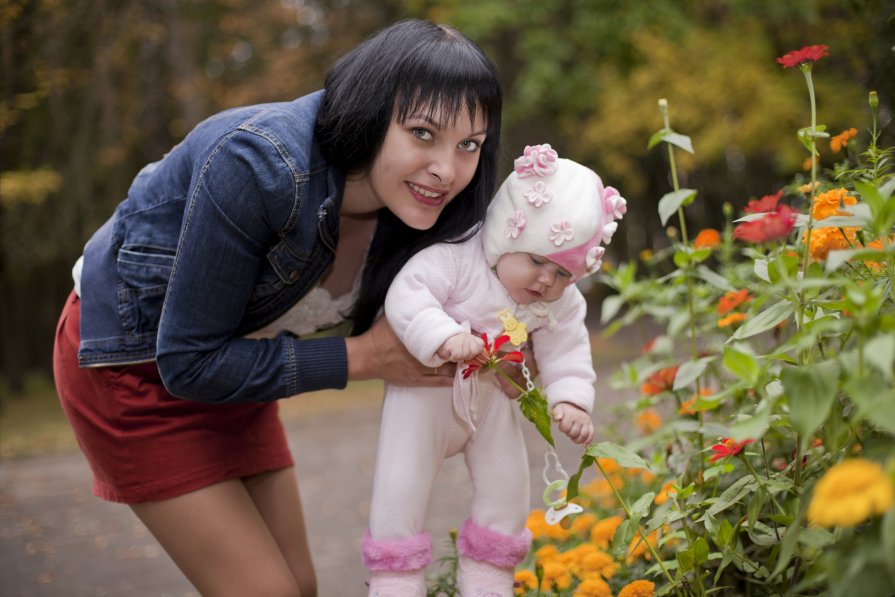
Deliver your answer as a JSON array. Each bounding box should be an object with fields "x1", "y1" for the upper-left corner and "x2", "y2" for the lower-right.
[{"x1": 77, "y1": 90, "x2": 350, "y2": 403}]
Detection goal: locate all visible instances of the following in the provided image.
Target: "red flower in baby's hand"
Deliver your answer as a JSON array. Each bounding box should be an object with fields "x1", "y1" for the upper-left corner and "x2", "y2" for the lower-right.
[
  {"x1": 709, "y1": 438, "x2": 754, "y2": 462},
  {"x1": 461, "y1": 333, "x2": 524, "y2": 379},
  {"x1": 776, "y1": 45, "x2": 829, "y2": 69}
]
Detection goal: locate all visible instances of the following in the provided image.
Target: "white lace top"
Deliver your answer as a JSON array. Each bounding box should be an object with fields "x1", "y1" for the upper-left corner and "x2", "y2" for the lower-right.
[{"x1": 244, "y1": 282, "x2": 359, "y2": 339}]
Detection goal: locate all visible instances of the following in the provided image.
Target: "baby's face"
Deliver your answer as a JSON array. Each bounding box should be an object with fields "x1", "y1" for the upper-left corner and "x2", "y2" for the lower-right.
[{"x1": 494, "y1": 252, "x2": 574, "y2": 304}]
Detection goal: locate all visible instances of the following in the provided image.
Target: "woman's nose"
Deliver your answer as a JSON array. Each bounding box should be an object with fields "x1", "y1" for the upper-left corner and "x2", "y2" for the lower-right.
[{"x1": 427, "y1": 148, "x2": 455, "y2": 185}]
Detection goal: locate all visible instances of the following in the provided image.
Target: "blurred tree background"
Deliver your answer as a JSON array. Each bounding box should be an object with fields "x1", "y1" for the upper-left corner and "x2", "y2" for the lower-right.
[{"x1": 1, "y1": 0, "x2": 892, "y2": 396}]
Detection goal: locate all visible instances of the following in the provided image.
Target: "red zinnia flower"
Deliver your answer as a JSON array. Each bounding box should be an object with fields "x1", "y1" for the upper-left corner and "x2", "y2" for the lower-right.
[
  {"x1": 461, "y1": 333, "x2": 524, "y2": 379},
  {"x1": 743, "y1": 190, "x2": 783, "y2": 214},
  {"x1": 776, "y1": 45, "x2": 829, "y2": 69},
  {"x1": 639, "y1": 366, "x2": 678, "y2": 396},
  {"x1": 733, "y1": 205, "x2": 797, "y2": 244},
  {"x1": 709, "y1": 438, "x2": 754, "y2": 462}
]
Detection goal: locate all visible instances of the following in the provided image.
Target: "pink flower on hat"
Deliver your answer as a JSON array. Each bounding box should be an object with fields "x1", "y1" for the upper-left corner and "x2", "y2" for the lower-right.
[
  {"x1": 602, "y1": 222, "x2": 618, "y2": 244},
  {"x1": 505, "y1": 210, "x2": 526, "y2": 239},
  {"x1": 525, "y1": 181, "x2": 553, "y2": 208},
  {"x1": 549, "y1": 221, "x2": 574, "y2": 246},
  {"x1": 514, "y1": 144, "x2": 558, "y2": 178},
  {"x1": 586, "y1": 246, "x2": 606, "y2": 274},
  {"x1": 603, "y1": 187, "x2": 627, "y2": 223}
]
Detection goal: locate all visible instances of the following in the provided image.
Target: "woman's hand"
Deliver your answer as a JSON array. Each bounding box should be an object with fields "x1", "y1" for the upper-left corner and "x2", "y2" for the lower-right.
[{"x1": 345, "y1": 316, "x2": 455, "y2": 387}]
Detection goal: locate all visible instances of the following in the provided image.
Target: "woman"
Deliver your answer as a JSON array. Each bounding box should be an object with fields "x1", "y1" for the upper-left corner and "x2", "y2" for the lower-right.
[{"x1": 53, "y1": 19, "x2": 501, "y2": 596}]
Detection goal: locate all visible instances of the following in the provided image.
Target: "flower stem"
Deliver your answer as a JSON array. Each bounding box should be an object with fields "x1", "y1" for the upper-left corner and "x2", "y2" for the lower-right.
[
  {"x1": 595, "y1": 460, "x2": 683, "y2": 596},
  {"x1": 798, "y1": 66, "x2": 818, "y2": 337}
]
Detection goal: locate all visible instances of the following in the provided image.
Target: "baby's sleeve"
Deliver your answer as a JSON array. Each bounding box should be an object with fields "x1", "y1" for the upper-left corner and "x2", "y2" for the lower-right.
[
  {"x1": 531, "y1": 290, "x2": 596, "y2": 413},
  {"x1": 384, "y1": 244, "x2": 468, "y2": 367}
]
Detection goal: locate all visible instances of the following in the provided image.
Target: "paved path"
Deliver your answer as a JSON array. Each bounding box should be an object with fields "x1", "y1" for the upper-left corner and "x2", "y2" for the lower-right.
[{"x1": 1, "y1": 339, "x2": 640, "y2": 596}]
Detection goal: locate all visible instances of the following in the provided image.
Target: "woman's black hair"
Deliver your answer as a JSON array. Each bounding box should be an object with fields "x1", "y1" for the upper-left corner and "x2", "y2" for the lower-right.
[{"x1": 315, "y1": 19, "x2": 502, "y2": 334}]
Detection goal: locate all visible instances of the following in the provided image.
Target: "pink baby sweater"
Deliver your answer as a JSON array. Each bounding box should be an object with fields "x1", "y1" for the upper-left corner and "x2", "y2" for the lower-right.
[{"x1": 384, "y1": 231, "x2": 595, "y2": 414}]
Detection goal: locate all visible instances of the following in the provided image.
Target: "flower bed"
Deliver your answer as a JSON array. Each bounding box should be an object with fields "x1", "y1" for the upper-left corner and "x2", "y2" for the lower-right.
[{"x1": 428, "y1": 45, "x2": 895, "y2": 597}]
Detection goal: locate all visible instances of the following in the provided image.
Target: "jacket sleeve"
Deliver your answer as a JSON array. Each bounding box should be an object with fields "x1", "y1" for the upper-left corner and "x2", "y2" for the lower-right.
[
  {"x1": 384, "y1": 244, "x2": 468, "y2": 367},
  {"x1": 156, "y1": 128, "x2": 347, "y2": 403},
  {"x1": 531, "y1": 289, "x2": 596, "y2": 413}
]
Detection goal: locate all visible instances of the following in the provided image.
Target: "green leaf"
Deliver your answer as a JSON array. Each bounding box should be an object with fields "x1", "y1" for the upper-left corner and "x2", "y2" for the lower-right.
[
  {"x1": 692, "y1": 536, "x2": 710, "y2": 565},
  {"x1": 587, "y1": 441, "x2": 650, "y2": 470},
  {"x1": 677, "y1": 549, "x2": 694, "y2": 572},
  {"x1": 611, "y1": 519, "x2": 635, "y2": 557},
  {"x1": 865, "y1": 333, "x2": 895, "y2": 381},
  {"x1": 729, "y1": 300, "x2": 795, "y2": 341},
  {"x1": 647, "y1": 128, "x2": 694, "y2": 153},
  {"x1": 722, "y1": 346, "x2": 760, "y2": 385},
  {"x1": 673, "y1": 356, "x2": 716, "y2": 390},
  {"x1": 565, "y1": 454, "x2": 594, "y2": 502},
  {"x1": 717, "y1": 519, "x2": 735, "y2": 547},
  {"x1": 843, "y1": 369, "x2": 895, "y2": 436},
  {"x1": 705, "y1": 476, "x2": 756, "y2": 517},
  {"x1": 781, "y1": 361, "x2": 840, "y2": 451},
  {"x1": 883, "y1": 508, "x2": 895, "y2": 576},
  {"x1": 697, "y1": 265, "x2": 735, "y2": 290},
  {"x1": 825, "y1": 247, "x2": 893, "y2": 272},
  {"x1": 728, "y1": 402, "x2": 772, "y2": 442},
  {"x1": 630, "y1": 492, "x2": 655, "y2": 523},
  {"x1": 518, "y1": 387, "x2": 554, "y2": 447},
  {"x1": 600, "y1": 294, "x2": 625, "y2": 323},
  {"x1": 658, "y1": 189, "x2": 698, "y2": 226}
]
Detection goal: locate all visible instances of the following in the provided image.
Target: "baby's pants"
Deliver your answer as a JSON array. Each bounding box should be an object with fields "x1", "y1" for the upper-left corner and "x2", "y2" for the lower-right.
[{"x1": 363, "y1": 381, "x2": 531, "y2": 595}]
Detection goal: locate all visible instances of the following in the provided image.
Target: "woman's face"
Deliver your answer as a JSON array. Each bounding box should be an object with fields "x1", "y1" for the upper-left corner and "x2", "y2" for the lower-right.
[{"x1": 362, "y1": 104, "x2": 487, "y2": 230}]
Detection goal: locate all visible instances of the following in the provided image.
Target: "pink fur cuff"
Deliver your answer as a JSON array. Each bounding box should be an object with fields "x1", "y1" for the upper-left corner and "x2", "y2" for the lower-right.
[
  {"x1": 456, "y1": 519, "x2": 532, "y2": 567},
  {"x1": 361, "y1": 529, "x2": 432, "y2": 572}
]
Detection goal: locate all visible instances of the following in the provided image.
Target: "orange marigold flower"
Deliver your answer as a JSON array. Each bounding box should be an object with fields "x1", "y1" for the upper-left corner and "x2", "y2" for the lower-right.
[
  {"x1": 799, "y1": 181, "x2": 821, "y2": 194},
  {"x1": 743, "y1": 190, "x2": 783, "y2": 214},
  {"x1": 864, "y1": 236, "x2": 895, "y2": 271},
  {"x1": 693, "y1": 228, "x2": 721, "y2": 249},
  {"x1": 635, "y1": 409, "x2": 662, "y2": 434},
  {"x1": 626, "y1": 530, "x2": 659, "y2": 562},
  {"x1": 717, "y1": 288, "x2": 752, "y2": 315},
  {"x1": 596, "y1": 457, "x2": 620, "y2": 474},
  {"x1": 709, "y1": 438, "x2": 754, "y2": 462},
  {"x1": 802, "y1": 156, "x2": 818, "y2": 171},
  {"x1": 590, "y1": 515, "x2": 623, "y2": 548},
  {"x1": 812, "y1": 188, "x2": 857, "y2": 221},
  {"x1": 618, "y1": 579, "x2": 657, "y2": 597},
  {"x1": 718, "y1": 312, "x2": 747, "y2": 328},
  {"x1": 680, "y1": 389, "x2": 712, "y2": 415},
  {"x1": 805, "y1": 226, "x2": 859, "y2": 261},
  {"x1": 514, "y1": 569, "x2": 538, "y2": 594},
  {"x1": 639, "y1": 248, "x2": 654, "y2": 262},
  {"x1": 830, "y1": 127, "x2": 858, "y2": 153},
  {"x1": 654, "y1": 481, "x2": 677, "y2": 505},
  {"x1": 777, "y1": 44, "x2": 829, "y2": 68},
  {"x1": 580, "y1": 550, "x2": 619, "y2": 580},
  {"x1": 574, "y1": 576, "x2": 613, "y2": 597},
  {"x1": 640, "y1": 366, "x2": 678, "y2": 395}
]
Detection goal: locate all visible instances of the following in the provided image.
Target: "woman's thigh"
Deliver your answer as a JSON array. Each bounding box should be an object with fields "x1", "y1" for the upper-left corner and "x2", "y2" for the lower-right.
[
  {"x1": 244, "y1": 467, "x2": 317, "y2": 597},
  {"x1": 131, "y1": 478, "x2": 302, "y2": 597}
]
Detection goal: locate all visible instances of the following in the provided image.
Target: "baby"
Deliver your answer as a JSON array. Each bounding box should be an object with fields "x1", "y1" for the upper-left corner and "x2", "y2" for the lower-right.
[{"x1": 363, "y1": 144, "x2": 626, "y2": 596}]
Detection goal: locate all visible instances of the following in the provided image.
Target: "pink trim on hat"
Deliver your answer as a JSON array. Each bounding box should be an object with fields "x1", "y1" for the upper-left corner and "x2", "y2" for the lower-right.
[{"x1": 547, "y1": 227, "x2": 604, "y2": 280}]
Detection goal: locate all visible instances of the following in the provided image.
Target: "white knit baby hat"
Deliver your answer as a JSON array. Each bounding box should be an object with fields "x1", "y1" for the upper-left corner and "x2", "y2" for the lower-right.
[{"x1": 483, "y1": 144, "x2": 627, "y2": 280}]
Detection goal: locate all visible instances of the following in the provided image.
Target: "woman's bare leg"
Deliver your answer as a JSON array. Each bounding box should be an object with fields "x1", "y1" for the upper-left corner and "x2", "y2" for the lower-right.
[
  {"x1": 243, "y1": 468, "x2": 317, "y2": 597},
  {"x1": 131, "y1": 478, "x2": 302, "y2": 597}
]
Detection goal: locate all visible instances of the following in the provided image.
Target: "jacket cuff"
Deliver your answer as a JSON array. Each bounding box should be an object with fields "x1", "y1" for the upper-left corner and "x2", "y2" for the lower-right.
[{"x1": 291, "y1": 336, "x2": 348, "y2": 395}]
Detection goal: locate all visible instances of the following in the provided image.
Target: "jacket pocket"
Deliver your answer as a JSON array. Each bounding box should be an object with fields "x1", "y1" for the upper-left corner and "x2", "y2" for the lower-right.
[{"x1": 116, "y1": 247, "x2": 175, "y2": 336}]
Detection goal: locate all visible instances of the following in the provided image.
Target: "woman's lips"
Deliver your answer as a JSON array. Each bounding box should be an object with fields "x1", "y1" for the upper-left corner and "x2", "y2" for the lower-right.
[{"x1": 406, "y1": 182, "x2": 446, "y2": 207}]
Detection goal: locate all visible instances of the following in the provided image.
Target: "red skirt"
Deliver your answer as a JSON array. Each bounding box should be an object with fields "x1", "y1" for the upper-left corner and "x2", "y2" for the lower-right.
[{"x1": 52, "y1": 291, "x2": 294, "y2": 503}]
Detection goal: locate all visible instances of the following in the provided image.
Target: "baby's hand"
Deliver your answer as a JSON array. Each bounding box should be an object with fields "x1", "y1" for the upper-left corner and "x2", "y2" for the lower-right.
[
  {"x1": 552, "y1": 403, "x2": 595, "y2": 445},
  {"x1": 437, "y1": 332, "x2": 486, "y2": 363}
]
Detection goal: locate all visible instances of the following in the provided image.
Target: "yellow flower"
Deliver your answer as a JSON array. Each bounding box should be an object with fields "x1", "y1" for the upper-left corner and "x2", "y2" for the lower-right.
[
  {"x1": 590, "y1": 515, "x2": 623, "y2": 548},
  {"x1": 812, "y1": 187, "x2": 856, "y2": 221},
  {"x1": 635, "y1": 409, "x2": 662, "y2": 434},
  {"x1": 535, "y1": 544, "x2": 562, "y2": 564},
  {"x1": 802, "y1": 156, "x2": 818, "y2": 171},
  {"x1": 572, "y1": 512, "x2": 598, "y2": 536},
  {"x1": 639, "y1": 249, "x2": 654, "y2": 262},
  {"x1": 807, "y1": 458, "x2": 895, "y2": 527},
  {"x1": 618, "y1": 579, "x2": 656, "y2": 597},
  {"x1": 540, "y1": 560, "x2": 573, "y2": 591},
  {"x1": 527, "y1": 509, "x2": 571, "y2": 541},
  {"x1": 596, "y1": 457, "x2": 620, "y2": 474},
  {"x1": 574, "y1": 576, "x2": 614, "y2": 597},
  {"x1": 514, "y1": 569, "x2": 538, "y2": 595},
  {"x1": 717, "y1": 312, "x2": 747, "y2": 328},
  {"x1": 626, "y1": 530, "x2": 659, "y2": 562}
]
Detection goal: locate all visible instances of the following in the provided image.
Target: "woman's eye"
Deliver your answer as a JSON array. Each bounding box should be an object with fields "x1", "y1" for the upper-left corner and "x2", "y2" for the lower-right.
[
  {"x1": 411, "y1": 127, "x2": 433, "y2": 141},
  {"x1": 458, "y1": 139, "x2": 480, "y2": 153}
]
